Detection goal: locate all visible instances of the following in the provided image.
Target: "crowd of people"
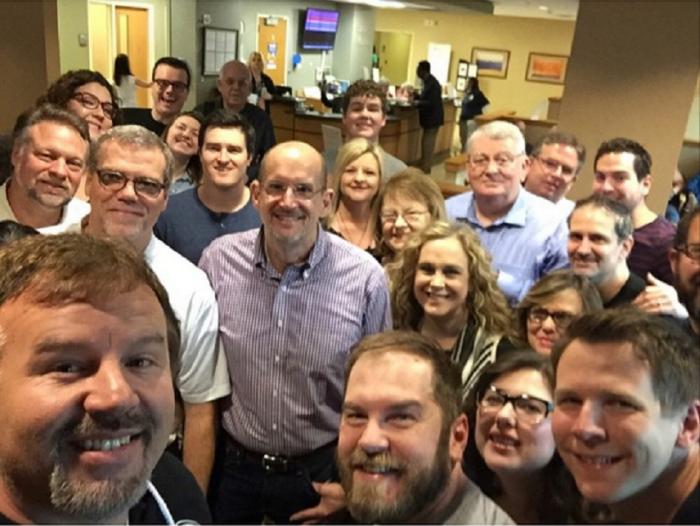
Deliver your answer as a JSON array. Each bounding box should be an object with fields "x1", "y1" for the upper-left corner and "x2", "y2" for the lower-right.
[{"x1": 0, "y1": 54, "x2": 698, "y2": 525}]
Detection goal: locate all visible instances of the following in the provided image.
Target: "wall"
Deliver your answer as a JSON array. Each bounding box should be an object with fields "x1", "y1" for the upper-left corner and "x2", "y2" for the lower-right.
[
  {"x1": 170, "y1": 0, "x2": 198, "y2": 108},
  {"x1": 375, "y1": 8, "x2": 575, "y2": 117},
  {"x1": 195, "y1": 0, "x2": 350, "y2": 104},
  {"x1": 374, "y1": 31, "x2": 412, "y2": 86},
  {"x1": 333, "y1": 4, "x2": 374, "y2": 84},
  {"x1": 0, "y1": 0, "x2": 60, "y2": 131}
]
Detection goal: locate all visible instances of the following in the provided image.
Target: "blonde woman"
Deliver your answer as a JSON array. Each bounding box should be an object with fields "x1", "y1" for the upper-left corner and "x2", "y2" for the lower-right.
[
  {"x1": 325, "y1": 138, "x2": 383, "y2": 254},
  {"x1": 388, "y1": 221, "x2": 515, "y2": 397},
  {"x1": 247, "y1": 51, "x2": 275, "y2": 112}
]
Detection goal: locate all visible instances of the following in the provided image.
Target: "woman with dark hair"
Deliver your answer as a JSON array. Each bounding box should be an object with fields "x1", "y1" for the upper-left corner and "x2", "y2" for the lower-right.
[
  {"x1": 161, "y1": 111, "x2": 204, "y2": 195},
  {"x1": 38, "y1": 69, "x2": 120, "y2": 142},
  {"x1": 514, "y1": 270, "x2": 603, "y2": 355},
  {"x1": 113, "y1": 54, "x2": 151, "y2": 108},
  {"x1": 464, "y1": 351, "x2": 590, "y2": 524},
  {"x1": 388, "y1": 221, "x2": 515, "y2": 397}
]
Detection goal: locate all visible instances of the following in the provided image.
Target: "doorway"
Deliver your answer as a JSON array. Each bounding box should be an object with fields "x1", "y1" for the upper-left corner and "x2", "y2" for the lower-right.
[
  {"x1": 88, "y1": 1, "x2": 152, "y2": 108},
  {"x1": 256, "y1": 15, "x2": 288, "y2": 86},
  {"x1": 373, "y1": 31, "x2": 413, "y2": 86}
]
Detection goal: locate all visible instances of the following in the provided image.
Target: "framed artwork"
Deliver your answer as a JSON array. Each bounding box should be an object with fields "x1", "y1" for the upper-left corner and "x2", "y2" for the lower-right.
[
  {"x1": 526, "y1": 53, "x2": 569, "y2": 84},
  {"x1": 202, "y1": 27, "x2": 238, "y2": 76},
  {"x1": 457, "y1": 59, "x2": 469, "y2": 78},
  {"x1": 456, "y1": 77, "x2": 466, "y2": 91},
  {"x1": 471, "y1": 47, "x2": 510, "y2": 79}
]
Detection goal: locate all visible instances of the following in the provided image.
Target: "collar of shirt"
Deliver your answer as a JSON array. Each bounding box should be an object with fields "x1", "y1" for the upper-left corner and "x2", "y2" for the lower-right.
[
  {"x1": 253, "y1": 225, "x2": 329, "y2": 279},
  {"x1": 467, "y1": 188, "x2": 530, "y2": 228}
]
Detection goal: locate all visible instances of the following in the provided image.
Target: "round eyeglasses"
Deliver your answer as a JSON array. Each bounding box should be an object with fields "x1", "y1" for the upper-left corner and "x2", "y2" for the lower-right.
[{"x1": 96, "y1": 170, "x2": 166, "y2": 198}]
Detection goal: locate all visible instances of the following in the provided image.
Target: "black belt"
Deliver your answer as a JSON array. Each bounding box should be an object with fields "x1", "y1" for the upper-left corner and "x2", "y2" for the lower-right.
[{"x1": 226, "y1": 435, "x2": 336, "y2": 474}]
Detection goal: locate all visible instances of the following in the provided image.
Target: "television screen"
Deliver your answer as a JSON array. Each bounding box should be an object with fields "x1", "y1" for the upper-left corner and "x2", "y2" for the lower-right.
[{"x1": 301, "y1": 8, "x2": 339, "y2": 50}]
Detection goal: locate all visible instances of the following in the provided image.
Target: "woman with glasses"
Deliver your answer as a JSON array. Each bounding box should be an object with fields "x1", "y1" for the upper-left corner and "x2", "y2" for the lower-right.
[
  {"x1": 515, "y1": 270, "x2": 602, "y2": 355},
  {"x1": 388, "y1": 221, "x2": 515, "y2": 397},
  {"x1": 161, "y1": 111, "x2": 203, "y2": 195},
  {"x1": 375, "y1": 168, "x2": 446, "y2": 264},
  {"x1": 464, "y1": 351, "x2": 592, "y2": 524},
  {"x1": 325, "y1": 138, "x2": 383, "y2": 254},
  {"x1": 39, "y1": 69, "x2": 120, "y2": 142}
]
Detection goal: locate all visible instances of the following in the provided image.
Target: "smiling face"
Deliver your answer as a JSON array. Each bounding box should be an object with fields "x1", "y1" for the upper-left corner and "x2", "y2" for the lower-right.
[
  {"x1": 217, "y1": 61, "x2": 252, "y2": 113},
  {"x1": 380, "y1": 193, "x2": 431, "y2": 253},
  {"x1": 567, "y1": 206, "x2": 632, "y2": 284},
  {"x1": 11, "y1": 121, "x2": 88, "y2": 211},
  {"x1": 338, "y1": 351, "x2": 467, "y2": 524},
  {"x1": 85, "y1": 141, "x2": 168, "y2": 252},
  {"x1": 251, "y1": 143, "x2": 332, "y2": 258},
  {"x1": 671, "y1": 215, "x2": 700, "y2": 331},
  {"x1": 524, "y1": 143, "x2": 580, "y2": 203},
  {"x1": 339, "y1": 152, "x2": 380, "y2": 206},
  {"x1": 414, "y1": 237, "x2": 470, "y2": 325},
  {"x1": 475, "y1": 368, "x2": 557, "y2": 477},
  {"x1": 342, "y1": 95, "x2": 387, "y2": 143},
  {"x1": 150, "y1": 65, "x2": 189, "y2": 122},
  {"x1": 67, "y1": 82, "x2": 114, "y2": 141},
  {"x1": 552, "y1": 340, "x2": 686, "y2": 504},
  {"x1": 0, "y1": 286, "x2": 174, "y2": 523},
  {"x1": 165, "y1": 115, "x2": 200, "y2": 159},
  {"x1": 592, "y1": 152, "x2": 650, "y2": 213},
  {"x1": 199, "y1": 126, "x2": 250, "y2": 190},
  {"x1": 468, "y1": 135, "x2": 529, "y2": 208},
  {"x1": 527, "y1": 288, "x2": 583, "y2": 355}
]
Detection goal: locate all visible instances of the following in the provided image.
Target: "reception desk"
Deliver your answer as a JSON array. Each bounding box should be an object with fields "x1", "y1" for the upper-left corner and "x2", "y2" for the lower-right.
[{"x1": 270, "y1": 98, "x2": 457, "y2": 165}]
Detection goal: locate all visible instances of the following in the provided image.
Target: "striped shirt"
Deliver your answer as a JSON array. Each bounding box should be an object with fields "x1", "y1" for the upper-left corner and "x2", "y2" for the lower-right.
[
  {"x1": 446, "y1": 188, "x2": 570, "y2": 303},
  {"x1": 199, "y1": 227, "x2": 392, "y2": 455}
]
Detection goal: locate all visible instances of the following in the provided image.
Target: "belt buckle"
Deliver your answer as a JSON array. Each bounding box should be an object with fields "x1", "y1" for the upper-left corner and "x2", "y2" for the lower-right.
[{"x1": 262, "y1": 453, "x2": 289, "y2": 472}]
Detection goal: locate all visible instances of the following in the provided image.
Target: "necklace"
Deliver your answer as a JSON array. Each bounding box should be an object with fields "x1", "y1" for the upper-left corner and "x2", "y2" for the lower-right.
[{"x1": 337, "y1": 208, "x2": 373, "y2": 249}]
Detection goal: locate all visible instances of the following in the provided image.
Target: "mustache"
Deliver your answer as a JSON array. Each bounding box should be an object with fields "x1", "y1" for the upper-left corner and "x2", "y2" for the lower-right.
[
  {"x1": 348, "y1": 450, "x2": 405, "y2": 472},
  {"x1": 572, "y1": 254, "x2": 597, "y2": 263},
  {"x1": 54, "y1": 408, "x2": 154, "y2": 447}
]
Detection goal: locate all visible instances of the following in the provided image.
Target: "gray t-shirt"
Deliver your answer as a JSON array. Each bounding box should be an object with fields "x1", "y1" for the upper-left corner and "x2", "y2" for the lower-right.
[
  {"x1": 323, "y1": 147, "x2": 407, "y2": 178},
  {"x1": 444, "y1": 479, "x2": 515, "y2": 525}
]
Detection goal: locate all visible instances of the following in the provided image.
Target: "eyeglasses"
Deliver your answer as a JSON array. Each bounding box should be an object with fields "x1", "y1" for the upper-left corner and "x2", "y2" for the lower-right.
[
  {"x1": 478, "y1": 385, "x2": 554, "y2": 424},
  {"x1": 677, "y1": 243, "x2": 700, "y2": 263},
  {"x1": 534, "y1": 156, "x2": 577, "y2": 178},
  {"x1": 222, "y1": 78, "x2": 251, "y2": 88},
  {"x1": 153, "y1": 79, "x2": 189, "y2": 93},
  {"x1": 380, "y1": 209, "x2": 430, "y2": 225},
  {"x1": 96, "y1": 170, "x2": 166, "y2": 198},
  {"x1": 469, "y1": 153, "x2": 520, "y2": 174},
  {"x1": 527, "y1": 306, "x2": 576, "y2": 329},
  {"x1": 72, "y1": 92, "x2": 116, "y2": 120},
  {"x1": 262, "y1": 180, "x2": 324, "y2": 200}
]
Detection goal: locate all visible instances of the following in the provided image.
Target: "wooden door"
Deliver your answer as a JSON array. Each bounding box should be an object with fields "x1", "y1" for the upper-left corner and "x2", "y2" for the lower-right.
[
  {"x1": 257, "y1": 16, "x2": 287, "y2": 86},
  {"x1": 115, "y1": 6, "x2": 149, "y2": 108}
]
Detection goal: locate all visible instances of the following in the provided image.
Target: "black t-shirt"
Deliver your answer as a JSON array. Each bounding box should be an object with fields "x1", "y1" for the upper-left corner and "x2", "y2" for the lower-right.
[
  {"x1": 603, "y1": 272, "x2": 646, "y2": 308},
  {"x1": 671, "y1": 481, "x2": 699, "y2": 524},
  {"x1": 122, "y1": 108, "x2": 167, "y2": 136}
]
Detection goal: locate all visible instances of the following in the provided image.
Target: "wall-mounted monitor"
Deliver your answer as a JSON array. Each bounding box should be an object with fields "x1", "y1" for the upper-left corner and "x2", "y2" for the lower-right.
[{"x1": 300, "y1": 8, "x2": 339, "y2": 51}]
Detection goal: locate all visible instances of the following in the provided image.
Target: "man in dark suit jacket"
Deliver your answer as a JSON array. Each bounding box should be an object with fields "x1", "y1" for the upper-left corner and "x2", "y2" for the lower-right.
[{"x1": 415, "y1": 60, "x2": 444, "y2": 174}]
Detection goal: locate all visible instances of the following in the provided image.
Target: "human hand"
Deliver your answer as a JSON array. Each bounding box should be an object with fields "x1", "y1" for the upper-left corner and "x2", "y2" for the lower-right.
[
  {"x1": 289, "y1": 482, "x2": 346, "y2": 524},
  {"x1": 633, "y1": 273, "x2": 689, "y2": 318}
]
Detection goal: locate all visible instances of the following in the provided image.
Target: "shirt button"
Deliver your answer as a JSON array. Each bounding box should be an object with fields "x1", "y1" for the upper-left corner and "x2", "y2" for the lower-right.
[
  {"x1": 275, "y1": 355, "x2": 280, "y2": 363},
  {"x1": 277, "y1": 319, "x2": 282, "y2": 328},
  {"x1": 281, "y1": 285, "x2": 288, "y2": 292},
  {"x1": 273, "y1": 389, "x2": 278, "y2": 397},
  {"x1": 272, "y1": 424, "x2": 278, "y2": 431}
]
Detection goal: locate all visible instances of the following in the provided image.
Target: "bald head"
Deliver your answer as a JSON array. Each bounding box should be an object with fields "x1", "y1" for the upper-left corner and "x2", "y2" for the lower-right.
[
  {"x1": 217, "y1": 60, "x2": 252, "y2": 112},
  {"x1": 260, "y1": 141, "x2": 326, "y2": 187}
]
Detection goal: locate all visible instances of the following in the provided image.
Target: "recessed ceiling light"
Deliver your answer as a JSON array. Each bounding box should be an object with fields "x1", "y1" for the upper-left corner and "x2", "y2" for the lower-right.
[{"x1": 539, "y1": 5, "x2": 550, "y2": 11}]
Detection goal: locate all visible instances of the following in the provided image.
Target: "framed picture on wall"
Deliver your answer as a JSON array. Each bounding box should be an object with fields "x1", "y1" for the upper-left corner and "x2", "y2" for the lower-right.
[
  {"x1": 456, "y1": 77, "x2": 466, "y2": 91},
  {"x1": 202, "y1": 27, "x2": 238, "y2": 76},
  {"x1": 525, "y1": 53, "x2": 569, "y2": 84},
  {"x1": 457, "y1": 59, "x2": 469, "y2": 78},
  {"x1": 471, "y1": 47, "x2": 510, "y2": 79}
]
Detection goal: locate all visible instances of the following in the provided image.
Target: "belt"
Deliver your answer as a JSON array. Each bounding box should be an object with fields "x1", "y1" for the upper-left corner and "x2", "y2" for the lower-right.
[{"x1": 226, "y1": 435, "x2": 337, "y2": 474}]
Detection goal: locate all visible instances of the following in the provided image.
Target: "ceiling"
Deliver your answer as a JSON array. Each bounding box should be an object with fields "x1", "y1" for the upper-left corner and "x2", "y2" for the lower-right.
[{"x1": 334, "y1": 0, "x2": 580, "y2": 20}]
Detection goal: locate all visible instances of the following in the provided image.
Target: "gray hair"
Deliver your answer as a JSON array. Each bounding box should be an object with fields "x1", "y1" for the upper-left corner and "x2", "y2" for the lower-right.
[
  {"x1": 569, "y1": 194, "x2": 634, "y2": 241},
  {"x1": 467, "y1": 120, "x2": 526, "y2": 156},
  {"x1": 87, "y1": 125, "x2": 174, "y2": 186},
  {"x1": 14, "y1": 104, "x2": 90, "y2": 152}
]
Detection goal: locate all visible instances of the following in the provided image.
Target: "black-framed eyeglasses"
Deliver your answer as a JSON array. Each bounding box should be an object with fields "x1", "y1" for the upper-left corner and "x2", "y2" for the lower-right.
[
  {"x1": 527, "y1": 306, "x2": 576, "y2": 329},
  {"x1": 534, "y1": 156, "x2": 577, "y2": 178},
  {"x1": 153, "y1": 79, "x2": 189, "y2": 93},
  {"x1": 478, "y1": 385, "x2": 554, "y2": 424},
  {"x1": 677, "y1": 243, "x2": 700, "y2": 263},
  {"x1": 262, "y1": 180, "x2": 324, "y2": 200},
  {"x1": 96, "y1": 170, "x2": 166, "y2": 198},
  {"x1": 72, "y1": 92, "x2": 117, "y2": 120}
]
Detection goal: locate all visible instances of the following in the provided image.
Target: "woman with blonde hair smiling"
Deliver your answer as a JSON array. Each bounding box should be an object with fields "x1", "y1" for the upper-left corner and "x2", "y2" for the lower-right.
[
  {"x1": 388, "y1": 221, "x2": 515, "y2": 397},
  {"x1": 325, "y1": 138, "x2": 383, "y2": 253}
]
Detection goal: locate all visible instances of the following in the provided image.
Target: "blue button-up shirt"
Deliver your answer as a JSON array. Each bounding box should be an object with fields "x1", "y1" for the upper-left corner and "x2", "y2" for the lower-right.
[{"x1": 446, "y1": 189, "x2": 569, "y2": 303}]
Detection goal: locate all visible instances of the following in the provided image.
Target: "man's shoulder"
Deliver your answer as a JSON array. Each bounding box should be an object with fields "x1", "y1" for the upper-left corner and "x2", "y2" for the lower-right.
[
  {"x1": 445, "y1": 190, "x2": 474, "y2": 217},
  {"x1": 445, "y1": 479, "x2": 515, "y2": 525},
  {"x1": 160, "y1": 188, "x2": 199, "y2": 216},
  {"x1": 201, "y1": 229, "x2": 258, "y2": 266},
  {"x1": 383, "y1": 151, "x2": 408, "y2": 176},
  {"x1": 147, "y1": 237, "x2": 213, "y2": 289},
  {"x1": 323, "y1": 233, "x2": 384, "y2": 274},
  {"x1": 671, "y1": 477, "x2": 700, "y2": 524},
  {"x1": 637, "y1": 215, "x2": 677, "y2": 241},
  {"x1": 242, "y1": 103, "x2": 272, "y2": 124}
]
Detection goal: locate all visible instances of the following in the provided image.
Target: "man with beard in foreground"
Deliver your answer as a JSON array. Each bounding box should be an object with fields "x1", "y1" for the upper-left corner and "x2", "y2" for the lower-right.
[
  {"x1": 669, "y1": 204, "x2": 700, "y2": 338},
  {"x1": 336, "y1": 331, "x2": 513, "y2": 524},
  {"x1": 0, "y1": 234, "x2": 211, "y2": 523}
]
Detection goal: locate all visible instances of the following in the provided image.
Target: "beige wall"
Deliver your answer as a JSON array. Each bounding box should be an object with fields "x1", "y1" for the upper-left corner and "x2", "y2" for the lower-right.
[
  {"x1": 375, "y1": 8, "x2": 575, "y2": 116},
  {"x1": 375, "y1": 31, "x2": 412, "y2": 86},
  {"x1": 560, "y1": 1, "x2": 700, "y2": 214},
  {"x1": 0, "y1": 0, "x2": 60, "y2": 131}
]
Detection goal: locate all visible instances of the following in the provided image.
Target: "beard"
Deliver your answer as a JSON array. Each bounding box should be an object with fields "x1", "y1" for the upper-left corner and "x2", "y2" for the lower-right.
[
  {"x1": 339, "y1": 429, "x2": 452, "y2": 524},
  {"x1": 47, "y1": 409, "x2": 157, "y2": 523},
  {"x1": 675, "y1": 274, "x2": 700, "y2": 326}
]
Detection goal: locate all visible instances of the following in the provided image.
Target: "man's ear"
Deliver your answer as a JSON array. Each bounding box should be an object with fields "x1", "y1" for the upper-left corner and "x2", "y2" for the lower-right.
[
  {"x1": 251, "y1": 180, "x2": 261, "y2": 211},
  {"x1": 640, "y1": 174, "x2": 652, "y2": 197},
  {"x1": 675, "y1": 400, "x2": 700, "y2": 450},
  {"x1": 621, "y1": 235, "x2": 635, "y2": 259},
  {"x1": 449, "y1": 413, "x2": 469, "y2": 463}
]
